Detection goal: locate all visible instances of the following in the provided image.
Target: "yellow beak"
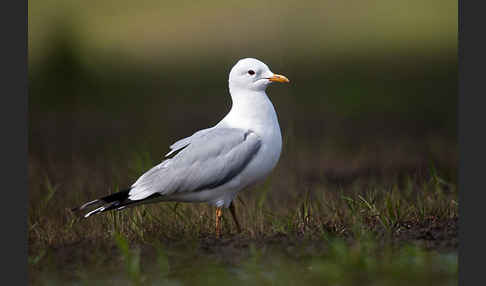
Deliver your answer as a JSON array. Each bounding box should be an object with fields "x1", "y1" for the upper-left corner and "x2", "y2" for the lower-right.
[{"x1": 268, "y1": 74, "x2": 290, "y2": 83}]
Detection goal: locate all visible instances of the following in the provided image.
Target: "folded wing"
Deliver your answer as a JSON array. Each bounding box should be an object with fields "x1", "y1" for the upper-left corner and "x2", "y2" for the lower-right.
[{"x1": 128, "y1": 128, "x2": 261, "y2": 200}]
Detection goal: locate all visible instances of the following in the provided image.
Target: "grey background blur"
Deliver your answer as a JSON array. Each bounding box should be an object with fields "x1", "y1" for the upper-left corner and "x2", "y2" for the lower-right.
[{"x1": 28, "y1": 0, "x2": 457, "y2": 192}]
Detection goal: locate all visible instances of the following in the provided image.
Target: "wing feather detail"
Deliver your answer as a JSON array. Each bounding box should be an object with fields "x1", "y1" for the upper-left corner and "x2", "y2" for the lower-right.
[{"x1": 129, "y1": 128, "x2": 261, "y2": 200}]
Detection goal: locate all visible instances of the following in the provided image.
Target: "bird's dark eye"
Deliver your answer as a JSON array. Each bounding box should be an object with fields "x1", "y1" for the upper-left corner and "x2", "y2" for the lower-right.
[{"x1": 248, "y1": 70, "x2": 255, "y2": 75}]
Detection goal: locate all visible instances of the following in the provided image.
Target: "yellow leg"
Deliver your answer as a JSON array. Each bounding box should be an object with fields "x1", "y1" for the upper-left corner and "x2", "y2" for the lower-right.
[
  {"x1": 215, "y1": 207, "x2": 223, "y2": 237},
  {"x1": 229, "y1": 202, "x2": 242, "y2": 233}
]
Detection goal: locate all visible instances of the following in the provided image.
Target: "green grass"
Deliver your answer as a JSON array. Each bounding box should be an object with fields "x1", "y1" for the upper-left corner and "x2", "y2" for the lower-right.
[
  {"x1": 28, "y1": 152, "x2": 457, "y2": 251},
  {"x1": 30, "y1": 231, "x2": 457, "y2": 286}
]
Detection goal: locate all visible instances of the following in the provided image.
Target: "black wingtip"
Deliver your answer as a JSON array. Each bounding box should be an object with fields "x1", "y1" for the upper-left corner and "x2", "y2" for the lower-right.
[
  {"x1": 99, "y1": 188, "x2": 131, "y2": 204},
  {"x1": 71, "y1": 199, "x2": 102, "y2": 213},
  {"x1": 72, "y1": 188, "x2": 165, "y2": 218},
  {"x1": 71, "y1": 188, "x2": 132, "y2": 217}
]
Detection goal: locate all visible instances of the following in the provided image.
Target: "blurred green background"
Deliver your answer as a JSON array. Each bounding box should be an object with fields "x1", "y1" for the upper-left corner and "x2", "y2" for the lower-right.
[
  {"x1": 28, "y1": 1, "x2": 457, "y2": 284},
  {"x1": 28, "y1": 0, "x2": 458, "y2": 193}
]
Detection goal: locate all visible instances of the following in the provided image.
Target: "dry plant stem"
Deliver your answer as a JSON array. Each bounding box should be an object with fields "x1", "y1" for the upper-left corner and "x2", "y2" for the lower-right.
[
  {"x1": 229, "y1": 202, "x2": 242, "y2": 233},
  {"x1": 215, "y1": 207, "x2": 223, "y2": 237}
]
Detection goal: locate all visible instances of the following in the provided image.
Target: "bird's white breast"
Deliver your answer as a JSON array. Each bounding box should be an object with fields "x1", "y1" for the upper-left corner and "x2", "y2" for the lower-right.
[{"x1": 219, "y1": 90, "x2": 282, "y2": 188}]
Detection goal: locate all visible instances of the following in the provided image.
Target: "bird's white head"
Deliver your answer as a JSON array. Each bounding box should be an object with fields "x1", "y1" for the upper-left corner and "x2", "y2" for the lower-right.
[{"x1": 228, "y1": 58, "x2": 289, "y2": 93}]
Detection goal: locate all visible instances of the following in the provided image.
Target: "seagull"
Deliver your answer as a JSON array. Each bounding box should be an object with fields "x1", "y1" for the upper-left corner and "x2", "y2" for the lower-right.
[{"x1": 72, "y1": 58, "x2": 289, "y2": 236}]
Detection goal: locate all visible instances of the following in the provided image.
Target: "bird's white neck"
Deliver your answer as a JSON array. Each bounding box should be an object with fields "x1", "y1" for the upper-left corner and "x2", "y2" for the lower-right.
[{"x1": 219, "y1": 88, "x2": 279, "y2": 133}]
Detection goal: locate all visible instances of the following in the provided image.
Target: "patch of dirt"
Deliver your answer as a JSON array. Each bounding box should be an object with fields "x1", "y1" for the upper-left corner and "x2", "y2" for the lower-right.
[
  {"x1": 393, "y1": 217, "x2": 458, "y2": 252},
  {"x1": 191, "y1": 217, "x2": 459, "y2": 257},
  {"x1": 30, "y1": 216, "x2": 458, "y2": 284}
]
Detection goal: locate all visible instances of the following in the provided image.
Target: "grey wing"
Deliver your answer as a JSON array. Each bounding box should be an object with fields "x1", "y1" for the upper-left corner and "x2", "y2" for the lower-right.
[
  {"x1": 128, "y1": 128, "x2": 261, "y2": 200},
  {"x1": 165, "y1": 127, "x2": 213, "y2": 157}
]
